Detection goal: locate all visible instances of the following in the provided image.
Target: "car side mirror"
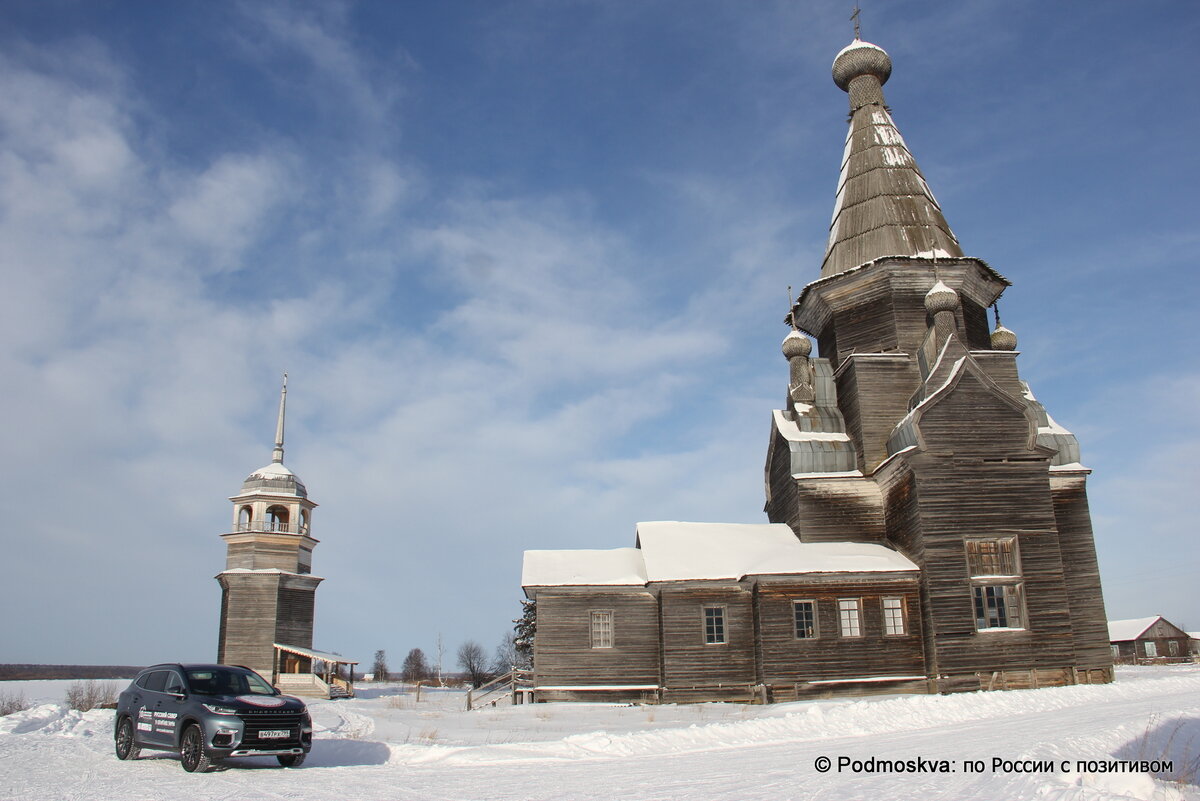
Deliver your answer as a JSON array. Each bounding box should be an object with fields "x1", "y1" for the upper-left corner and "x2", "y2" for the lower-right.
[{"x1": 168, "y1": 691, "x2": 186, "y2": 700}]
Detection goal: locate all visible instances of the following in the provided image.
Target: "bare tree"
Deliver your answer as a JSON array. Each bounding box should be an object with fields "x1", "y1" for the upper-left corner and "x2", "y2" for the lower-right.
[
  {"x1": 436, "y1": 632, "x2": 445, "y2": 686},
  {"x1": 490, "y1": 631, "x2": 520, "y2": 676},
  {"x1": 456, "y1": 640, "x2": 490, "y2": 687},
  {"x1": 372, "y1": 650, "x2": 389, "y2": 681},
  {"x1": 401, "y1": 648, "x2": 430, "y2": 683}
]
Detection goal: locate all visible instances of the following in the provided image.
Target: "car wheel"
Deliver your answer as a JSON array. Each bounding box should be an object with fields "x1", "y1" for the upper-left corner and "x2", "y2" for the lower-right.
[
  {"x1": 277, "y1": 753, "x2": 306, "y2": 768},
  {"x1": 114, "y1": 717, "x2": 140, "y2": 761},
  {"x1": 179, "y1": 724, "x2": 214, "y2": 773}
]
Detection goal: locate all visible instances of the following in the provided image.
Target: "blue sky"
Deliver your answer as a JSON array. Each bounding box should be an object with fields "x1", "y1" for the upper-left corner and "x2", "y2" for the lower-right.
[{"x1": 1, "y1": 0, "x2": 1196, "y2": 668}]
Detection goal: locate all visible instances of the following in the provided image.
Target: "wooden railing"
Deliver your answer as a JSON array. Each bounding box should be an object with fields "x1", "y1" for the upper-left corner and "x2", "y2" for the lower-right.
[{"x1": 466, "y1": 668, "x2": 533, "y2": 710}]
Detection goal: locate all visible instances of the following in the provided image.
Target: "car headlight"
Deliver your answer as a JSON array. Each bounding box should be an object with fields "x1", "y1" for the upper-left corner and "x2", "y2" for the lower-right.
[{"x1": 202, "y1": 703, "x2": 239, "y2": 715}]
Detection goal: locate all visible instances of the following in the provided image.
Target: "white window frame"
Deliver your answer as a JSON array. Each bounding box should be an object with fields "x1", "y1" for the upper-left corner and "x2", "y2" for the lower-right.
[
  {"x1": 1144, "y1": 641, "x2": 1158, "y2": 658},
  {"x1": 590, "y1": 610, "x2": 613, "y2": 649},
  {"x1": 1168, "y1": 640, "x2": 1179, "y2": 657},
  {"x1": 703, "y1": 605, "x2": 727, "y2": 645},
  {"x1": 838, "y1": 598, "x2": 862, "y2": 638},
  {"x1": 882, "y1": 597, "x2": 906, "y2": 636},
  {"x1": 793, "y1": 600, "x2": 818, "y2": 640}
]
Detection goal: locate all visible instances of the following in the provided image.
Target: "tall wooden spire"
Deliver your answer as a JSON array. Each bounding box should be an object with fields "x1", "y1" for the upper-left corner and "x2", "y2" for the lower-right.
[
  {"x1": 272, "y1": 373, "x2": 288, "y2": 464},
  {"x1": 822, "y1": 40, "x2": 963, "y2": 278}
]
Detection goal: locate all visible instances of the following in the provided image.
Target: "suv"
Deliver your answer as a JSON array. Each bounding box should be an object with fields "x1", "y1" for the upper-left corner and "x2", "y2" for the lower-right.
[{"x1": 113, "y1": 663, "x2": 313, "y2": 772}]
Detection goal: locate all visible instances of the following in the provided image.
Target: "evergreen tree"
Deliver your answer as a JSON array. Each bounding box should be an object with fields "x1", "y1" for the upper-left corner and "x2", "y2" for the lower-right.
[{"x1": 513, "y1": 598, "x2": 535, "y2": 669}]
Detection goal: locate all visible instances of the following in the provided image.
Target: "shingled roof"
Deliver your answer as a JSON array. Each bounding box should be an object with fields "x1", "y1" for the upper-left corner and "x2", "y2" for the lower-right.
[{"x1": 821, "y1": 40, "x2": 963, "y2": 279}]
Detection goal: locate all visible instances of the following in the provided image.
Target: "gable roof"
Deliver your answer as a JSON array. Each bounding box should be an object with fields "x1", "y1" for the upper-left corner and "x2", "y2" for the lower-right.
[
  {"x1": 522, "y1": 521, "x2": 917, "y2": 588},
  {"x1": 1107, "y1": 616, "x2": 1162, "y2": 642}
]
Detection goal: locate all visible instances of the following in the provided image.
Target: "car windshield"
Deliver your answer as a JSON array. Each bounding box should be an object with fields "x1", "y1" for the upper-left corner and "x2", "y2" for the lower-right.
[{"x1": 185, "y1": 668, "x2": 277, "y2": 696}]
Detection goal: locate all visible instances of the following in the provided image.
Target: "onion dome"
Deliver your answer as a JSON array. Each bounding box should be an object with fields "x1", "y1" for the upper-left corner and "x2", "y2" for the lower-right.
[
  {"x1": 924, "y1": 280, "x2": 960, "y2": 314},
  {"x1": 832, "y1": 40, "x2": 892, "y2": 91},
  {"x1": 782, "y1": 330, "x2": 813, "y2": 359},
  {"x1": 991, "y1": 324, "x2": 1018, "y2": 351},
  {"x1": 240, "y1": 462, "x2": 308, "y2": 498}
]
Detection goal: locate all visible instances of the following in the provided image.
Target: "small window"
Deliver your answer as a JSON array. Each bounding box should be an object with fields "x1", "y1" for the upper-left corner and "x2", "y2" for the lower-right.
[
  {"x1": 973, "y1": 585, "x2": 1023, "y2": 629},
  {"x1": 882, "y1": 597, "x2": 906, "y2": 635},
  {"x1": 590, "y1": 611, "x2": 613, "y2": 649},
  {"x1": 703, "y1": 606, "x2": 726, "y2": 644},
  {"x1": 793, "y1": 601, "x2": 817, "y2": 639},
  {"x1": 238, "y1": 506, "x2": 252, "y2": 529},
  {"x1": 838, "y1": 599, "x2": 862, "y2": 638},
  {"x1": 142, "y1": 670, "x2": 168, "y2": 692},
  {"x1": 1168, "y1": 640, "x2": 1179, "y2": 657},
  {"x1": 1110, "y1": 644, "x2": 1120, "y2": 659},
  {"x1": 966, "y1": 539, "x2": 1018, "y2": 577},
  {"x1": 1144, "y1": 641, "x2": 1158, "y2": 658},
  {"x1": 164, "y1": 671, "x2": 185, "y2": 695}
]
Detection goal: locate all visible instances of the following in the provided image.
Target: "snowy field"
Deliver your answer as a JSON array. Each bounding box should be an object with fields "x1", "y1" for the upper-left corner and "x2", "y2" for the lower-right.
[{"x1": 1, "y1": 666, "x2": 1198, "y2": 800}]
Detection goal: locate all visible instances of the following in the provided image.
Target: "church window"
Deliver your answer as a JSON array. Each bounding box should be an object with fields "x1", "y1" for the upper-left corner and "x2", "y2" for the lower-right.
[
  {"x1": 590, "y1": 611, "x2": 613, "y2": 649},
  {"x1": 793, "y1": 601, "x2": 817, "y2": 639},
  {"x1": 967, "y1": 538, "x2": 1025, "y2": 631},
  {"x1": 966, "y1": 538, "x2": 1018, "y2": 576},
  {"x1": 838, "y1": 599, "x2": 862, "y2": 637},
  {"x1": 703, "y1": 606, "x2": 726, "y2": 644},
  {"x1": 238, "y1": 506, "x2": 252, "y2": 530},
  {"x1": 973, "y1": 585, "x2": 1023, "y2": 629},
  {"x1": 882, "y1": 597, "x2": 906, "y2": 635},
  {"x1": 300, "y1": 509, "x2": 310, "y2": 533}
]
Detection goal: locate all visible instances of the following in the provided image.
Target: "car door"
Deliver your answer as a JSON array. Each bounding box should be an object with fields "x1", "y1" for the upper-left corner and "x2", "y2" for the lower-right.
[
  {"x1": 154, "y1": 670, "x2": 187, "y2": 744},
  {"x1": 129, "y1": 670, "x2": 169, "y2": 746}
]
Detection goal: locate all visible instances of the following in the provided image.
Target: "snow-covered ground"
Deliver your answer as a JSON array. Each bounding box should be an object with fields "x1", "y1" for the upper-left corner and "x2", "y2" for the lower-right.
[{"x1": 2, "y1": 666, "x2": 1198, "y2": 800}]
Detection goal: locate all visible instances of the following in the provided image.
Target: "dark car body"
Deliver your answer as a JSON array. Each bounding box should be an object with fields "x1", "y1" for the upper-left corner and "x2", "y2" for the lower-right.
[{"x1": 113, "y1": 663, "x2": 312, "y2": 771}]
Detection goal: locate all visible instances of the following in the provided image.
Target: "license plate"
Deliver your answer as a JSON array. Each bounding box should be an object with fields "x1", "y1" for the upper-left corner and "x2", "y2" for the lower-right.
[{"x1": 259, "y1": 729, "x2": 291, "y2": 739}]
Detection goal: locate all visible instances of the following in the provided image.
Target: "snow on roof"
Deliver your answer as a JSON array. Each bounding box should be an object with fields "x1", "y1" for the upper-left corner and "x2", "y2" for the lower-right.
[
  {"x1": 636, "y1": 522, "x2": 916, "y2": 582},
  {"x1": 522, "y1": 547, "x2": 647, "y2": 587},
  {"x1": 1107, "y1": 616, "x2": 1162, "y2": 642},
  {"x1": 1189, "y1": 632, "x2": 1200, "y2": 640},
  {"x1": 771, "y1": 410, "x2": 851, "y2": 443},
  {"x1": 249, "y1": 462, "x2": 296, "y2": 479},
  {"x1": 523, "y1": 523, "x2": 917, "y2": 588},
  {"x1": 833, "y1": 39, "x2": 886, "y2": 63}
]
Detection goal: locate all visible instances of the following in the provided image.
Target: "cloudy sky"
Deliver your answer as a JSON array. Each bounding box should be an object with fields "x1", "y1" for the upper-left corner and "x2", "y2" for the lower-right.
[{"x1": 2, "y1": 0, "x2": 1197, "y2": 669}]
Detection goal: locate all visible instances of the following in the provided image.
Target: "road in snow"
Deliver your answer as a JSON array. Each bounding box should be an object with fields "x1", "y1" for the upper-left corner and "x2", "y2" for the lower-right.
[{"x1": 1, "y1": 666, "x2": 1197, "y2": 800}]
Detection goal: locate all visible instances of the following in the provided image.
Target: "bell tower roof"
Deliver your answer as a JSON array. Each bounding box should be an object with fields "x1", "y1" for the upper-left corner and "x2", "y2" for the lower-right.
[
  {"x1": 237, "y1": 374, "x2": 308, "y2": 499},
  {"x1": 822, "y1": 38, "x2": 964, "y2": 279}
]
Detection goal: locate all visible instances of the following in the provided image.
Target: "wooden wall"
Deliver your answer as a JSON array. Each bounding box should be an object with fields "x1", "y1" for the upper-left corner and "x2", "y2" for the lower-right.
[
  {"x1": 532, "y1": 589, "x2": 660, "y2": 688},
  {"x1": 217, "y1": 572, "x2": 281, "y2": 676},
  {"x1": 755, "y1": 575, "x2": 924, "y2": 685},
  {"x1": 659, "y1": 584, "x2": 757, "y2": 689},
  {"x1": 1050, "y1": 474, "x2": 1114, "y2": 672},
  {"x1": 835, "y1": 355, "x2": 918, "y2": 472}
]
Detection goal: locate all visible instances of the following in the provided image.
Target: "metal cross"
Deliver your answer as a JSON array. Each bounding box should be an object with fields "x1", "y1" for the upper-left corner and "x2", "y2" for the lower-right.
[{"x1": 851, "y1": 4, "x2": 861, "y2": 39}]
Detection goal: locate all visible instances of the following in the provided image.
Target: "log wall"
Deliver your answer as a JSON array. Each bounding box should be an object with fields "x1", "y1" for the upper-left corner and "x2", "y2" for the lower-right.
[{"x1": 532, "y1": 589, "x2": 660, "y2": 688}]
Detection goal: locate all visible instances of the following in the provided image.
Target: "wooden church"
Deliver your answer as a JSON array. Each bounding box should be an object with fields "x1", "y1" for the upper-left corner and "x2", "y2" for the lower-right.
[{"x1": 521, "y1": 36, "x2": 1114, "y2": 702}]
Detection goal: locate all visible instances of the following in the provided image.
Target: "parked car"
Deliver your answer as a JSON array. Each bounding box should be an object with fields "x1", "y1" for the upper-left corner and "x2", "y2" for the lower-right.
[{"x1": 113, "y1": 663, "x2": 312, "y2": 772}]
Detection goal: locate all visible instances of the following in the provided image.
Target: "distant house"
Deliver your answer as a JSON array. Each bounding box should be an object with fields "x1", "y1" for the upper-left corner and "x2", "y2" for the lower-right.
[
  {"x1": 1189, "y1": 633, "x2": 1200, "y2": 658},
  {"x1": 1107, "y1": 616, "x2": 1191, "y2": 664}
]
